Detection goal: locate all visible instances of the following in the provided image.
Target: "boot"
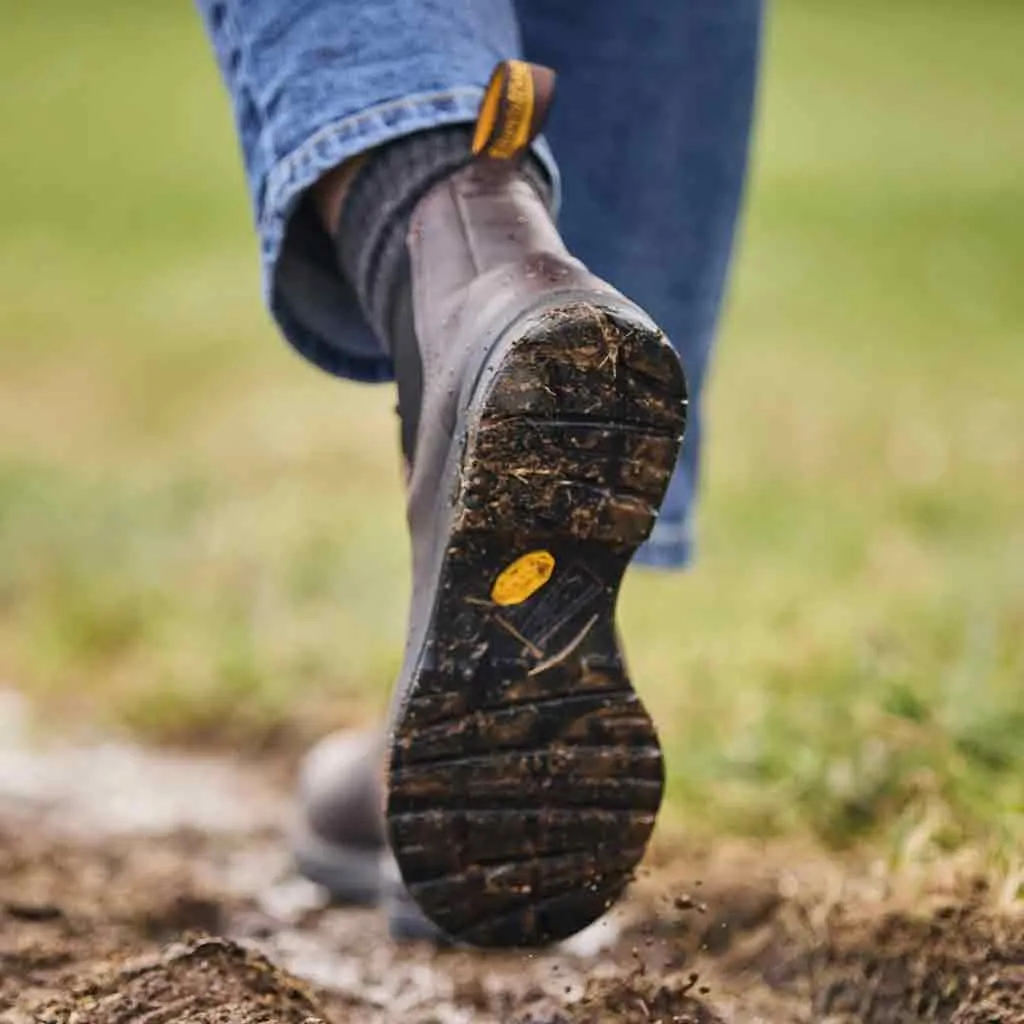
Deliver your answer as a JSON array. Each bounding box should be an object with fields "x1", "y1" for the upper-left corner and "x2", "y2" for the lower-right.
[
  {"x1": 290, "y1": 730, "x2": 385, "y2": 904},
  {"x1": 382, "y1": 62, "x2": 688, "y2": 947},
  {"x1": 291, "y1": 728, "x2": 446, "y2": 942}
]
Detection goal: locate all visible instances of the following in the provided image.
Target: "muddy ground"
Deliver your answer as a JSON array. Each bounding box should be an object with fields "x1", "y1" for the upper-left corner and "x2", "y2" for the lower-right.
[{"x1": 1, "y1": 695, "x2": 1021, "y2": 1023}]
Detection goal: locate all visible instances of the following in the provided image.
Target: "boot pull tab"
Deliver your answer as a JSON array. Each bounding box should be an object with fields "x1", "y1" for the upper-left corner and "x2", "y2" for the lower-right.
[{"x1": 472, "y1": 60, "x2": 556, "y2": 162}]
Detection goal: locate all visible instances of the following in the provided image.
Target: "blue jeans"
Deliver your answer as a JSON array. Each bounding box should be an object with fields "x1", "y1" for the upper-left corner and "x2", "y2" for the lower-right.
[{"x1": 197, "y1": 0, "x2": 763, "y2": 568}]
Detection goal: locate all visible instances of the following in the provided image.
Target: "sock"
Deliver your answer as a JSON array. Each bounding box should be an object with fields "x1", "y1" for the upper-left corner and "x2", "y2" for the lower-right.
[{"x1": 331, "y1": 125, "x2": 552, "y2": 461}]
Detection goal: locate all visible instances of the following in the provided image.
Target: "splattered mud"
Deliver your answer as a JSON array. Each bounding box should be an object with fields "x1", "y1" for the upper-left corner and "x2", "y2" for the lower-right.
[{"x1": 1, "y1": 695, "x2": 1021, "y2": 1023}]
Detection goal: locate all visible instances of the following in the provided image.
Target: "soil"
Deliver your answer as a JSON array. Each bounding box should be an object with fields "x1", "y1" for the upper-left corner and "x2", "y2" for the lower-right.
[{"x1": 1, "y1": 695, "x2": 1021, "y2": 1024}]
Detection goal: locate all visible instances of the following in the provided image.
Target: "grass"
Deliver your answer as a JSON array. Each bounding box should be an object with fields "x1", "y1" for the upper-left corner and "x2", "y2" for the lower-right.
[{"x1": 0, "y1": 2, "x2": 1021, "y2": 867}]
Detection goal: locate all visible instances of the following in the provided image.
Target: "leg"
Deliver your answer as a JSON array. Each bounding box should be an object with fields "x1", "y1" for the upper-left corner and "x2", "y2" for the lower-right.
[
  {"x1": 519, "y1": 0, "x2": 764, "y2": 567},
  {"x1": 195, "y1": 0, "x2": 551, "y2": 382}
]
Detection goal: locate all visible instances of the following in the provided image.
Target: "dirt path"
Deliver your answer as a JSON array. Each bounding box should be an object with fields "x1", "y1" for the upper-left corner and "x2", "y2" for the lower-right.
[{"x1": 1, "y1": 693, "x2": 1021, "y2": 1023}]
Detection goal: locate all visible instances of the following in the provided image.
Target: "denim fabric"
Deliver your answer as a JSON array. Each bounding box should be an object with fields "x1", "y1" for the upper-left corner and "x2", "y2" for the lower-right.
[{"x1": 196, "y1": 0, "x2": 763, "y2": 568}]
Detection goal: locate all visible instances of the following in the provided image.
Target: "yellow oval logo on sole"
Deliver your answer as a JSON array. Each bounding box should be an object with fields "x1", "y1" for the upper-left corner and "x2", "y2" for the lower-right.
[{"x1": 490, "y1": 550, "x2": 556, "y2": 606}]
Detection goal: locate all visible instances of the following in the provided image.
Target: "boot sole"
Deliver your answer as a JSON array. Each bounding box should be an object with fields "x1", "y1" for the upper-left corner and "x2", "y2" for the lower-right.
[{"x1": 385, "y1": 298, "x2": 687, "y2": 947}]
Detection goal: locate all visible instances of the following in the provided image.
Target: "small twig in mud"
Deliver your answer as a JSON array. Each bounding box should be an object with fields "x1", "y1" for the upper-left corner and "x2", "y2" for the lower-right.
[
  {"x1": 509, "y1": 467, "x2": 558, "y2": 481},
  {"x1": 594, "y1": 308, "x2": 621, "y2": 380},
  {"x1": 528, "y1": 613, "x2": 599, "y2": 676},
  {"x1": 135, "y1": 995, "x2": 202, "y2": 1024},
  {"x1": 492, "y1": 613, "x2": 544, "y2": 658}
]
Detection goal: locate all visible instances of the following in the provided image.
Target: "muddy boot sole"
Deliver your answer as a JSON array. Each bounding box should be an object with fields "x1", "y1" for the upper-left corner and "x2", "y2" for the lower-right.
[{"x1": 385, "y1": 298, "x2": 687, "y2": 947}]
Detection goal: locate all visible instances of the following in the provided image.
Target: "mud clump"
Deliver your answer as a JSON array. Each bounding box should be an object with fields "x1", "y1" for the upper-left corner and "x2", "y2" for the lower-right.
[
  {"x1": 641, "y1": 876, "x2": 1024, "y2": 1023},
  {"x1": 15, "y1": 937, "x2": 328, "y2": 1024},
  {"x1": 752, "y1": 898, "x2": 1024, "y2": 1022},
  {"x1": 0, "y1": 827, "x2": 331, "y2": 1024},
  {"x1": 562, "y1": 972, "x2": 724, "y2": 1024}
]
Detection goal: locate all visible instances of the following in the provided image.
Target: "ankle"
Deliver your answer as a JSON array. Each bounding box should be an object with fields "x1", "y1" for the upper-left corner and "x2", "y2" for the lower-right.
[{"x1": 313, "y1": 155, "x2": 366, "y2": 234}]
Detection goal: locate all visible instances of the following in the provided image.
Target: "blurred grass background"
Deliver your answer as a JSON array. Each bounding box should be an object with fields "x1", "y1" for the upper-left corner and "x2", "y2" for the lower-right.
[{"x1": 0, "y1": 2, "x2": 1021, "y2": 866}]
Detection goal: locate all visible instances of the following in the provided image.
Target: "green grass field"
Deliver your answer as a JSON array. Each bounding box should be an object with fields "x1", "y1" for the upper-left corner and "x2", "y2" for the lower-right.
[{"x1": 1, "y1": 2, "x2": 1021, "y2": 868}]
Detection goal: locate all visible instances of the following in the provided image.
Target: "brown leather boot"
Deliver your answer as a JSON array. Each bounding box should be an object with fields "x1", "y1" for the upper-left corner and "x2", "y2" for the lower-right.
[
  {"x1": 291, "y1": 730, "x2": 385, "y2": 903},
  {"x1": 291, "y1": 728, "x2": 446, "y2": 942},
  {"x1": 383, "y1": 63, "x2": 687, "y2": 947}
]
